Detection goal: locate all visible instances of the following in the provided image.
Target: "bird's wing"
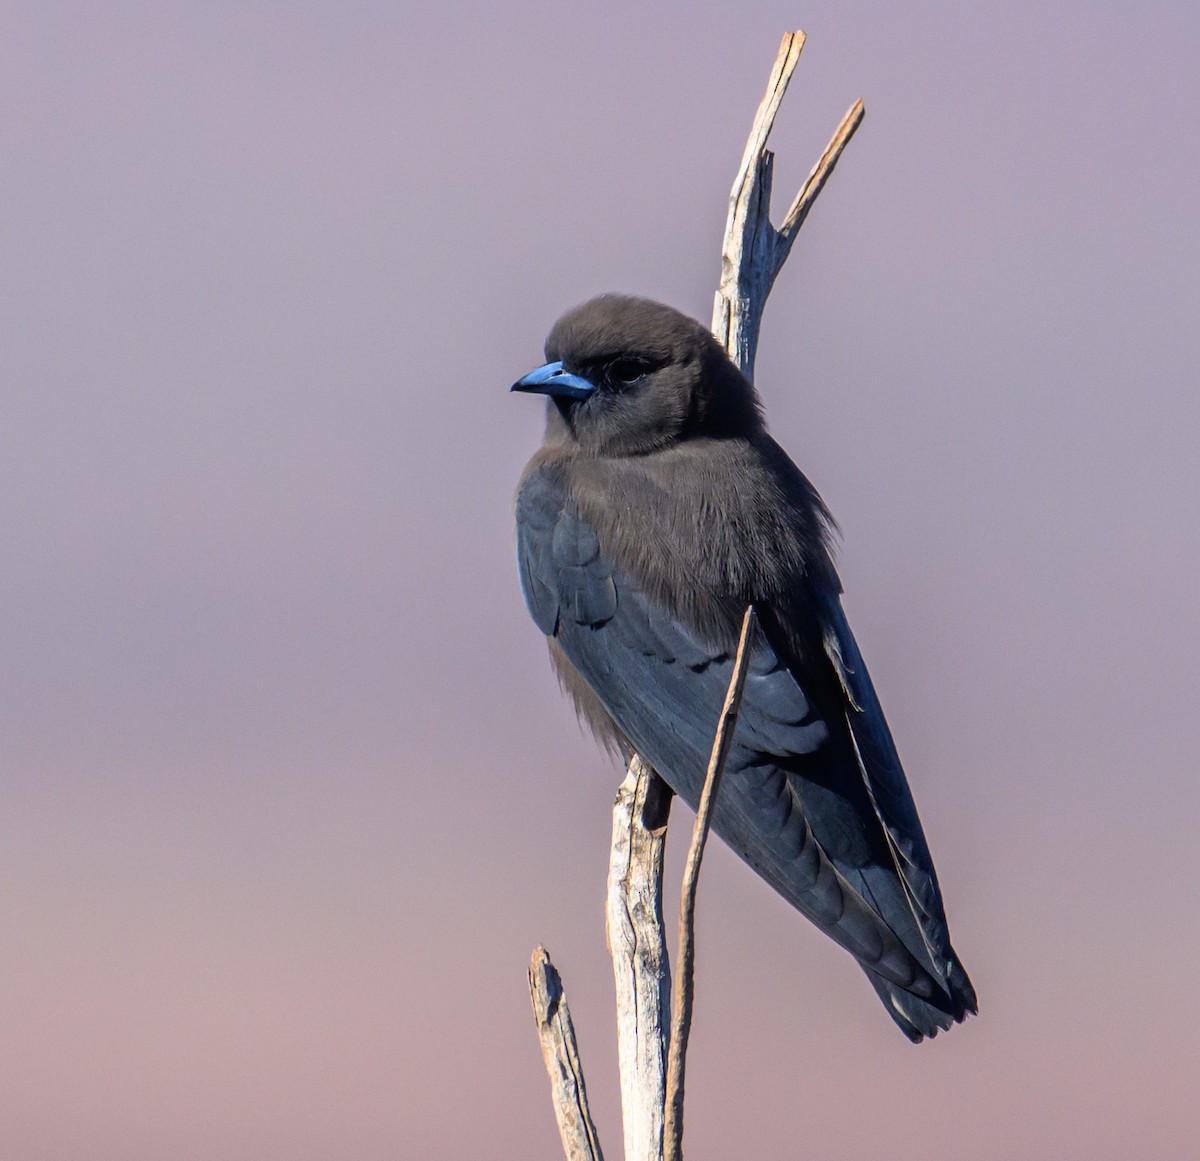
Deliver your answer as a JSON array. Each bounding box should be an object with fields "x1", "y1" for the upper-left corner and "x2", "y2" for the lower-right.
[
  {"x1": 516, "y1": 465, "x2": 954, "y2": 1008},
  {"x1": 815, "y1": 591, "x2": 976, "y2": 1005}
]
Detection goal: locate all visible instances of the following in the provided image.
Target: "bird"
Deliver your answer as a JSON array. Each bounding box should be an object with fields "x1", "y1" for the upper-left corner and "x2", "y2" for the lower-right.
[{"x1": 511, "y1": 293, "x2": 975, "y2": 1041}]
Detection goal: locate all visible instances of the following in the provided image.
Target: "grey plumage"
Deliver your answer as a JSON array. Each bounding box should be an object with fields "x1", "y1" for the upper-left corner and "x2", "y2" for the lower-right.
[{"x1": 511, "y1": 294, "x2": 975, "y2": 1041}]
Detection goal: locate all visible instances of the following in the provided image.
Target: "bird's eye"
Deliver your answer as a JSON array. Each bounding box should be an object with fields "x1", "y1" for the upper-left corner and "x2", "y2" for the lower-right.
[{"x1": 608, "y1": 358, "x2": 650, "y2": 388}]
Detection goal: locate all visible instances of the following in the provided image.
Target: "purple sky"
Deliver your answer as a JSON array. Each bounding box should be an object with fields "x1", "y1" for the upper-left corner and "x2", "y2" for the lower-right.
[{"x1": 3, "y1": 2, "x2": 1199, "y2": 1157}]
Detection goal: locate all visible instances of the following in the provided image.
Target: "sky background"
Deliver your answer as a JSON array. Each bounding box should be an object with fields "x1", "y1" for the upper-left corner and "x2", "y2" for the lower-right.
[{"x1": 3, "y1": 2, "x2": 1198, "y2": 1158}]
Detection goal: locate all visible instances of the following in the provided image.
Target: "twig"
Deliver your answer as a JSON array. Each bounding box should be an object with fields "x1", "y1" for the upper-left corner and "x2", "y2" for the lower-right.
[
  {"x1": 779, "y1": 99, "x2": 864, "y2": 253},
  {"x1": 712, "y1": 30, "x2": 865, "y2": 379},
  {"x1": 662, "y1": 606, "x2": 759, "y2": 1161},
  {"x1": 529, "y1": 948, "x2": 606, "y2": 1161},
  {"x1": 606, "y1": 757, "x2": 673, "y2": 1161}
]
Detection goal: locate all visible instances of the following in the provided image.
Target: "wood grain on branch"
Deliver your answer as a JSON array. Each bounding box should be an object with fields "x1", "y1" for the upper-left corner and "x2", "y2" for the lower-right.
[
  {"x1": 529, "y1": 948, "x2": 605, "y2": 1161},
  {"x1": 606, "y1": 758, "x2": 673, "y2": 1161},
  {"x1": 712, "y1": 30, "x2": 864, "y2": 379}
]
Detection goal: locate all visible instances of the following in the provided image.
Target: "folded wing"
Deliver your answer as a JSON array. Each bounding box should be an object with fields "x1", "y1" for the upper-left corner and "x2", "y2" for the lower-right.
[{"x1": 517, "y1": 466, "x2": 975, "y2": 1037}]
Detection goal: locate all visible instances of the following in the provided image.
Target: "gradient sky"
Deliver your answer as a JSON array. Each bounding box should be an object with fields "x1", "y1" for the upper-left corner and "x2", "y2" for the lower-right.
[{"x1": 3, "y1": 2, "x2": 1199, "y2": 1158}]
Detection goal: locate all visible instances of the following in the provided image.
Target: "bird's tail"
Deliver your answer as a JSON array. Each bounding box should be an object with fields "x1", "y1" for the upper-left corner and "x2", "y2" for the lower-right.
[{"x1": 866, "y1": 951, "x2": 977, "y2": 1042}]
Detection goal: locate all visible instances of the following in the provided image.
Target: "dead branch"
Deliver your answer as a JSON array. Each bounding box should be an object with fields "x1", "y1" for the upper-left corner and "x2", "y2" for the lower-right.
[
  {"x1": 662, "y1": 607, "x2": 758, "y2": 1161},
  {"x1": 606, "y1": 758, "x2": 673, "y2": 1161},
  {"x1": 529, "y1": 947, "x2": 606, "y2": 1161},
  {"x1": 712, "y1": 31, "x2": 864, "y2": 380}
]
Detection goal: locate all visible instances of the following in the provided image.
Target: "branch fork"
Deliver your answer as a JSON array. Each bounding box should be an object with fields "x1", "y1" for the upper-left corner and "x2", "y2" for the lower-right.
[{"x1": 712, "y1": 31, "x2": 864, "y2": 380}]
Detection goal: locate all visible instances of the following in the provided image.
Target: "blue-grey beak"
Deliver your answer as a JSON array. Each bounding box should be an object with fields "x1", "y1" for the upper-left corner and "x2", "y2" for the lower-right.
[{"x1": 510, "y1": 360, "x2": 596, "y2": 401}]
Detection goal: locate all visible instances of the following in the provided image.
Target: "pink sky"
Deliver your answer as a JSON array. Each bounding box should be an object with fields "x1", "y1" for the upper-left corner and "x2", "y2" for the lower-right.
[{"x1": 3, "y1": 2, "x2": 1198, "y2": 1157}]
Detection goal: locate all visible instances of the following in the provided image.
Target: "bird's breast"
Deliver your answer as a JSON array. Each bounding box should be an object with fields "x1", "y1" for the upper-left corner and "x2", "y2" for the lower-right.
[{"x1": 557, "y1": 441, "x2": 821, "y2": 640}]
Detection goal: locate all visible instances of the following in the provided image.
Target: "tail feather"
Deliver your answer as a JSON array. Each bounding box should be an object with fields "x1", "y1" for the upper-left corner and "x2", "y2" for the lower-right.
[{"x1": 866, "y1": 951, "x2": 977, "y2": 1043}]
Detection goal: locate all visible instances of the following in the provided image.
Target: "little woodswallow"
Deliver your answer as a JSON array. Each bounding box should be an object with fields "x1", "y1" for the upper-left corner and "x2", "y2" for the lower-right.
[{"x1": 512, "y1": 294, "x2": 975, "y2": 1040}]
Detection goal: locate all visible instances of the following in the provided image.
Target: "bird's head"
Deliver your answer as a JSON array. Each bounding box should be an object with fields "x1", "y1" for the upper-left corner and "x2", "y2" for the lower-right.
[{"x1": 511, "y1": 295, "x2": 763, "y2": 456}]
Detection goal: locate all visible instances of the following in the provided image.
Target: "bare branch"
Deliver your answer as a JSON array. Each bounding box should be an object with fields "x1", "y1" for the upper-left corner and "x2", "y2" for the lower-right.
[
  {"x1": 729, "y1": 30, "x2": 806, "y2": 196},
  {"x1": 606, "y1": 758, "x2": 673, "y2": 1161},
  {"x1": 529, "y1": 948, "x2": 606, "y2": 1161},
  {"x1": 779, "y1": 99, "x2": 865, "y2": 253},
  {"x1": 712, "y1": 30, "x2": 864, "y2": 379},
  {"x1": 663, "y1": 606, "x2": 759, "y2": 1161}
]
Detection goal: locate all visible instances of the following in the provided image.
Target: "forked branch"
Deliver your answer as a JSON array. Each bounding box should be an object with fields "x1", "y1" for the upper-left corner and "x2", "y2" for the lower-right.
[{"x1": 712, "y1": 30, "x2": 865, "y2": 379}]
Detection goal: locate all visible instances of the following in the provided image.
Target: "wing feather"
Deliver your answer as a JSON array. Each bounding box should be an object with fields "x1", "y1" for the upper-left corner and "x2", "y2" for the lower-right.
[{"x1": 516, "y1": 466, "x2": 961, "y2": 1017}]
